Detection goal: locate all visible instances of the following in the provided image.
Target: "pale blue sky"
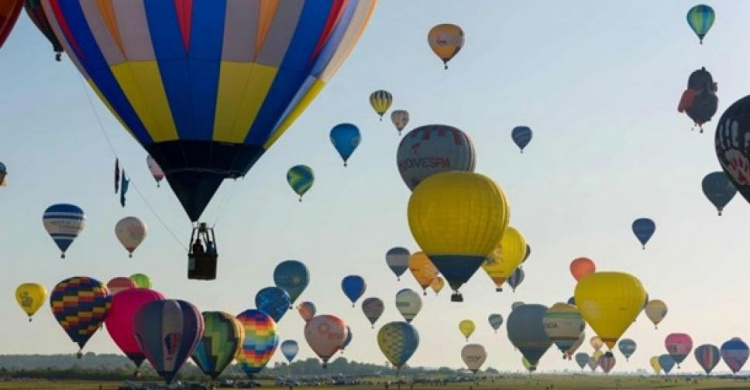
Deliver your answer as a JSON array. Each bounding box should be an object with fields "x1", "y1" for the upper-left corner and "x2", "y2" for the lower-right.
[{"x1": 1, "y1": 1, "x2": 750, "y2": 374}]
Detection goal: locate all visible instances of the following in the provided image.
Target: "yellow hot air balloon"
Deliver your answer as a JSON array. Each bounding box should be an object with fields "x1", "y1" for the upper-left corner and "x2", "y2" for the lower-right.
[
  {"x1": 459, "y1": 319, "x2": 476, "y2": 342},
  {"x1": 430, "y1": 276, "x2": 445, "y2": 295},
  {"x1": 650, "y1": 355, "x2": 662, "y2": 374},
  {"x1": 428, "y1": 24, "x2": 464, "y2": 69},
  {"x1": 645, "y1": 299, "x2": 668, "y2": 329},
  {"x1": 408, "y1": 171, "x2": 509, "y2": 302},
  {"x1": 574, "y1": 272, "x2": 646, "y2": 349},
  {"x1": 408, "y1": 252, "x2": 439, "y2": 295},
  {"x1": 481, "y1": 226, "x2": 526, "y2": 291},
  {"x1": 592, "y1": 350, "x2": 604, "y2": 365},
  {"x1": 590, "y1": 336, "x2": 604, "y2": 351},
  {"x1": 15, "y1": 283, "x2": 47, "y2": 321}
]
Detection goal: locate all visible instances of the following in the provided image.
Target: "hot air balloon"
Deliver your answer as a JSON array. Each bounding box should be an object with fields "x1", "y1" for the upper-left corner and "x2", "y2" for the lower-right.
[
  {"x1": 488, "y1": 314, "x2": 504, "y2": 333},
  {"x1": 665, "y1": 333, "x2": 693, "y2": 368},
  {"x1": 570, "y1": 257, "x2": 596, "y2": 282},
  {"x1": 618, "y1": 339, "x2": 637, "y2": 362},
  {"x1": 146, "y1": 155, "x2": 164, "y2": 187},
  {"x1": 507, "y1": 304, "x2": 553, "y2": 368},
  {"x1": 511, "y1": 126, "x2": 532, "y2": 153},
  {"x1": 408, "y1": 172, "x2": 509, "y2": 302},
  {"x1": 107, "y1": 277, "x2": 136, "y2": 296},
  {"x1": 236, "y1": 309, "x2": 278, "y2": 377},
  {"x1": 133, "y1": 300, "x2": 203, "y2": 384},
  {"x1": 565, "y1": 332, "x2": 586, "y2": 359},
  {"x1": 42, "y1": 0, "x2": 379, "y2": 269},
  {"x1": 702, "y1": 171, "x2": 737, "y2": 215},
  {"x1": 50, "y1": 277, "x2": 111, "y2": 357},
  {"x1": 574, "y1": 272, "x2": 646, "y2": 349},
  {"x1": 511, "y1": 301, "x2": 525, "y2": 311},
  {"x1": 273, "y1": 260, "x2": 310, "y2": 305},
  {"x1": 255, "y1": 287, "x2": 291, "y2": 323},
  {"x1": 369, "y1": 90, "x2": 392, "y2": 120},
  {"x1": 115, "y1": 217, "x2": 147, "y2": 258},
  {"x1": 430, "y1": 276, "x2": 445, "y2": 295},
  {"x1": 24, "y1": 0, "x2": 63, "y2": 60},
  {"x1": 391, "y1": 110, "x2": 409, "y2": 135},
  {"x1": 593, "y1": 350, "x2": 604, "y2": 363},
  {"x1": 386, "y1": 247, "x2": 410, "y2": 281},
  {"x1": 330, "y1": 123, "x2": 362, "y2": 167},
  {"x1": 721, "y1": 338, "x2": 749, "y2": 374},
  {"x1": 588, "y1": 355, "x2": 598, "y2": 372},
  {"x1": 378, "y1": 321, "x2": 419, "y2": 374},
  {"x1": 297, "y1": 301, "x2": 316, "y2": 323},
  {"x1": 280, "y1": 340, "x2": 299, "y2": 363},
  {"x1": 482, "y1": 226, "x2": 526, "y2": 292},
  {"x1": 397, "y1": 125, "x2": 476, "y2": 191},
  {"x1": 428, "y1": 24, "x2": 464, "y2": 69},
  {"x1": 695, "y1": 344, "x2": 721, "y2": 374},
  {"x1": 598, "y1": 352, "x2": 616, "y2": 374},
  {"x1": 43, "y1": 204, "x2": 85, "y2": 258},
  {"x1": 632, "y1": 218, "x2": 655, "y2": 249},
  {"x1": 0, "y1": 162, "x2": 6, "y2": 187},
  {"x1": 341, "y1": 275, "x2": 366, "y2": 307},
  {"x1": 395, "y1": 289, "x2": 422, "y2": 323},
  {"x1": 286, "y1": 165, "x2": 314, "y2": 201},
  {"x1": 590, "y1": 336, "x2": 604, "y2": 352},
  {"x1": 341, "y1": 325, "x2": 353, "y2": 352},
  {"x1": 543, "y1": 303, "x2": 585, "y2": 358},
  {"x1": 106, "y1": 288, "x2": 164, "y2": 374},
  {"x1": 659, "y1": 354, "x2": 676, "y2": 374},
  {"x1": 523, "y1": 244, "x2": 531, "y2": 264},
  {"x1": 575, "y1": 352, "x2": 589, "y2": 370},
  {"x1": 678, "y1": 67, "x2": 718, "y2": 131},
  {"x1": 645, "y1": 299, "x2": 668, "y2": 329},
  {"x1": 714, "y1": 95, "x2": 750, "y2": 204},
  {"x1": 459, "y1": 319, "x2": 476, "y2": 342},
  {"x1": 361, "y1": 297, "x2": 384, "y2": 329},
  {"x1": 15, "y1": 283, "x2": 46, "y2": 322},
  {"x1": 0, "y1": 1, "x2": 22, "y2": 50},
  {"x1": 687, "y1": 4, "x2": 715, "y2": 44},
  {"x1": 191, "y1": 311, "x2": 243, "y2": 381},
  {"x1": 129, "y1": 273, "x2": 152, "y2": 289},
  {"x1": 650, "y1": 356, "x2": 662, "y2": 375},
  {"x1": 409, "y1": 252, "x2": 439, "y2": 295},
  {"x1": 462, "y1": 344, "x2": 487, "y2": 374},
  {"x1": 507, "y1": 268, "x2": 525, "y2": 292},
  {"x1": 304, "y1": 315, "x2": 347, "y2": 367},
  {"x1": 567, "y1": 296, "x2": 576, "y2": 306}
]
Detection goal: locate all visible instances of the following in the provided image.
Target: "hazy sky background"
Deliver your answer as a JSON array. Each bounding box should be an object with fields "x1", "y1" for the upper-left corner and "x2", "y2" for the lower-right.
[{"x1": 1, "y1": 0, "x2": 750, "y2": 375}]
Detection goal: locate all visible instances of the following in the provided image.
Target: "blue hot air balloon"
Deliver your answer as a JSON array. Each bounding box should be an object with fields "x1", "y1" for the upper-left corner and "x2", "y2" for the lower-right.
[
  {"x1": 632, "y1": 218, "x2": 656, "y2": 249},
  {"x1": 488, "y1": 314, "x2": 504, "y2": 333},
  {"x1": 507, "y1": 268, "x2": 525, "y2": 292},
  {"x1": 702, "y1": 172, "x2": 737, "y2": 216},
  {"x1": 659, "y1": 354, "x2": 676, "y2": 374},
  {"x1": 273, "y1": 260, "x2": 310, "y2": 305},
  {"x1": 511, "y1": 126, "x2": 533, "y2": 153},
  {"x1": 575, "y1": 352, "x2": 589, "y2": 370},
  {"x1": 618, "y1": 339, "x2": 637, "y2": 361},
  {"x1": 43, "y1": 204, "x2": 85, "y2": 258},
  {"x1": 694, "y1": 344, "x2": 721, "y2": 375},
  {"x1": 330, "y1": 123, "x2": 361, "y2": 167},
  {"x1": 686, "y1": 4, "x2": 715, "y2": 44},
  {"x1": 255, "y1": 287, "x2": 291, "y2": 323},
  {"x1": 341, "y1": 325, "x2": 353, "y2": 353},
  {"x1": 567, "y1": 296, "x2": 576, "y2": 306},
  {"x1": 341, "y1": 275, "x2": 366, "y2": 307},
  {"x1": 507, "y1": 304, "x2": 553, "y2": 368},
  {"x1": 280, "y1": 340, "x2": 299, "y2": 363},
  {"x1": 721, "y1": 338, "x2": 749, "y2": 374}
]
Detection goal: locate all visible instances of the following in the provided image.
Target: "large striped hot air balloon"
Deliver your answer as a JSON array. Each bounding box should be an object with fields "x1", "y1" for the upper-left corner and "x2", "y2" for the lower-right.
[
  {"x1": 694, "y1": 344, "x2": 721, "y2": 374},
  {"x1": 43, "y1": 204, "x2": 85, "y2": 258},
  {"x1": 49, "y1": 276, "x2": 111, "y2": 357},
  {"x1": 236, "y1": 309, "x2": 278, "y2": 378}
]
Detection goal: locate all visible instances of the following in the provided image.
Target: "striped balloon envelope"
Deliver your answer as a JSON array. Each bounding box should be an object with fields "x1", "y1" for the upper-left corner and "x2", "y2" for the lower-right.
[
  {"x1": 43, "y1": 204, "x2": 85, "y2": 258},
  {"x1": 694, "y1": 344, "x2": 721, "y2": 374},
  {"x1": 369, "y1": 90, "x2": 392, "y2": 120},
  {"x1": 280, "y1": 340, "x2": 299, "y2": 363},
  {"x1": 23, "y1": 0, "x2": 63, "y2": 60},
  {"x1": 686, "y1": 4, "x2": 715, "y2": 44},
  {"x1": 385, "y1": 247, "x2": 410, "y2": 281},
  {"x1": 598, "y1": 352, "x2": 616, "y2": 374},
  {"x1": 395, "y1": 288, "x2": 422, "y2": 323},
  {"x1": 236, "y1": 309, "x2": 278, "y2": 377},
  {"x1": 721, "y1": 338, "x2": 749, "y2": 374},
  {"x1": 49, "y1": 276, "x2": 111, "y2": 357},
  {"x1": 191, "y1": 312, "x2": 244, "y2": 380}
]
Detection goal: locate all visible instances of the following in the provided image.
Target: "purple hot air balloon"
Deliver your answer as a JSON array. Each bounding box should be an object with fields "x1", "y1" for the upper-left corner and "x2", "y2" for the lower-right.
[
  {"x1": 721, "y1": 338, "x2": 749, "y2": 374},
  {"x1": 694, "y1": 344, "x2": 721, "y2": 375}
]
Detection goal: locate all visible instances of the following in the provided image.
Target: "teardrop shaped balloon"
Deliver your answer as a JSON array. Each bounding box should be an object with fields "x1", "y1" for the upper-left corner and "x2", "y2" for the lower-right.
[
  {"x1": 408, "y1": 171, "x2": 509, "y2": 301},
  {"x1": 598, "y1": 352, "x2": 616, "y2": 374},
  {"x1": 0, "y1": 1, "x2": 22, "y2": 50},
  {"x1": 482, "y1": 226, "x2": 526, "y2": 292},
  {"x1": 133, "y1": 299, "x2": 204, "y2": 384},
  {"x1": 695, "y1": 344, "x2": 721, "y2": 374},
  {"x1": 361, "y1": 297, "x2": 385, "y2": 329},
  {"x1": 507, "y1": 268, "x2": 525, "y2": 292},
  {"x1": 511, "y1": 126, "x2": 533, "y2": 153},
  {"x1": 191, "y1": 311, "x2": 244, "y2": 380},
  {"x1": 146, "y1": 155, "x2": 164, "y2": 187},
  {"x1": 378, "y1": 321, "x2": 419, "y2": 372},
  {"x1": 369, "y1": 90, "x2": 392, "y2": 120},
  {"x1": 649, "y1": 356, "x2": 661, "y2": 374},
  {"x1": 430, "y1": 276, "x2": 445, "y2": 295},
  {"x1": 397, "y1": 125, "x2": 476, "y2": 191},
  {"x1": 386, "y1": 247, "x2": 410, "y2": 281},
  {"x1": 297, "y1": 301, "x2": 316, "y2": 322},
  {"x1": 341, "y1": 275, "x2": 366, "y2": 307},
  {"x1": 341, "y1": 325, "x2": 353, "y2": 352},
  {"x1": 255, "y1": 287, "x2": 291, "y2": 323},
  {"x1": 43, "y1": 204, "x2": 85, "y2": 259},
  {"x1": 304, "y1": 315, "x2": 347, "y2": 367},
  {"x1": 591, "y1": 336, "x2": 604, "y2": 351},
  {"x1": 507, "y1": 304, "x2": 553, "y2": 368},
  {"x1": 720, "y1": 338, "x2": 749, "y2": 374},
  {"x1": 570, "y1": 257, "x2": 596, "y2": 282},
  {"x1": 129, "y1": 273, "x2": 153, "y2": 289},
  {"x1": 459, "y1": 319, "x2": 476, "y2": 341},
  {"x1": 273, "y1": 260, "x2": 310, "y2": 304},
  {"x1": 687, "y1": 4, "x2": 715, "y2": 44},
  {"x1": 330, "y1": 123, "x2": 362, "y2": 167},
  {"x1": 280, "y1": 340, "x2": 299, "y2": 363},
  {"x1": 574, "y1": 272, "x2": 646, "y2": 349},
  {"x1": 702, "y1": 171, "x2": 736, "y2": 215},
  {"x1": 428, "y1": 24, "x2": 464, "y2": 69},
  {"x1": 107, "y1": 277, "x2": 137, "y2": 296},
  {"x1": 645, "y1": 299, "x2": 668, "y2": 329},
  {"x1": 50, "y1": 276, "x2": 111, "y2": 357},
  {"x1": 391, "y1": 110, "x2": 409, "y2": 135},
  {"x1": 488, "y1": 314, "x2": 504, "y2": 333},
  {"x1": 409, "y1": 252, "x2": 439, "y2": 294},
  {"x1": 659, "y1": 354, "x2": 676, "y2": 374},
  {"x1": 115, "y1": 217, "x2": 147, "y2": 258},
  {"x1": 575, "y1": 352, "x2": 589, "y2": 370},
  {"x1": 588, "y1": 356, "x2": 598, "y2": 372},
  {"x1": 632, "y1": 218, "x2": 656, "y2": 249},
  {"x1": 618, "y1": 339, "x2": 637, "y2": 362},
  {"x1": 106, "y1": 288, "x2": 164, "y2": 372},
  {"x1": 461, "y1": 344, "x2": 487, "y2": 374},
  {"x1": 543, "y1": 303, "x2": 585, "y2": 357},
  {"x1": 23, "y1": 0, "x2": 63, "y2": 60},
  {"x1": 665, "y1": 333, "x2": 693, "y2": 368},
  {"x1": 236, "y1": 309, "x2": 278, "y2": 377},
  {"x1": 395, "y1": 289, "x2": 422, "y2": 323},
  {"x1": 287, "y1": 165, "x2": 314, "y2": 201},
  {"x1": 16, "y1": 283, "x2": 47, "y2": 321}
]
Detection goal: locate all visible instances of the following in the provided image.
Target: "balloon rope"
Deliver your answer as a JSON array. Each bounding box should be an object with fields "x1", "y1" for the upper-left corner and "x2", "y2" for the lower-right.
[{"x1": 76, "y1": 76, "x2": 188, "y2": 252}]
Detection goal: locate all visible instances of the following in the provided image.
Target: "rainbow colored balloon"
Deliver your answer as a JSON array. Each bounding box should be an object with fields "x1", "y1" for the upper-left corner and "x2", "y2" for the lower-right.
[
  {"x1": 236, "y1": 309, "x2": 278, "y2": 377},
  {"x1": 49, "y1": 276, "x2": 111, "y2": 357}
]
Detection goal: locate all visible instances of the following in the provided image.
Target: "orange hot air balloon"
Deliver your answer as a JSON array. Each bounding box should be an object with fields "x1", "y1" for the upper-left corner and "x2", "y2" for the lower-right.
[
  {"x1": 409, "y1": 252, "x2": 439, "y2": 295},
  {"x1": 570, "y1": 257, "x2": 596, "y2": 282}
]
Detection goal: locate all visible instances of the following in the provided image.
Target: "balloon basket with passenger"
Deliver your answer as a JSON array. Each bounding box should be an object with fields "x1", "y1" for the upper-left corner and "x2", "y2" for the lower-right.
[{"x1": 188, "y1": 223, "x2": 218, "y2": 281}]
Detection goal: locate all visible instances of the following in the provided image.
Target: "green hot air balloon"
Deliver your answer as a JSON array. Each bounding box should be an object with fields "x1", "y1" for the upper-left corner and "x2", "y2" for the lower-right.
[
  {"x1": 192, "y1": 312, "x2": 244, "y2": 380},
  {"x1": 687, "y1": 5, "x2": 715, "y2": 44},
  {"x1": 287, "y1": 165, "x2": 314, "y2": 201}
]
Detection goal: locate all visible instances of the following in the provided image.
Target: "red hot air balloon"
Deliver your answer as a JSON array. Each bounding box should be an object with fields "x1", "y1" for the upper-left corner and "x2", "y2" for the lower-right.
[{"x1": 105, "y1": 288, "x2": 164, "y2": 375}]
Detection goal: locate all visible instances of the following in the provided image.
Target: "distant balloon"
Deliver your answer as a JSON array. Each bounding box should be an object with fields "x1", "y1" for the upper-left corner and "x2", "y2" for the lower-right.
[
  {"x1": 391, "y1": 110, "x2": 410, "y2": 135},
  {"x1": 378, "y1": 321, "x2": 419, "y2": 372},
  {"x1": 369, "y1": 90, "x2": 393, "y2": 120},
  {"x1": 632, "y1": 218, "x2": 656, "y2": 249},
  {"x1": 24, "y1": 0, "x2": 63, "y2": 60},
  {"x1": 695, "y1": 344, "x2": 721, "y2": 375},
  {"x1": 570, "y1": 257, "x2": 596, "y2": 282},
  {"x1": 430, "y1": 276, "x2": 445, "y2": 295},
  {"x1": 598, "y1": 352, "x2": 616, "y2": 374},
  {"x1": 665, "y1": 333, "x2": 693, "y2": 368},
  {"x1": 255, "y1": 287, "x2": 291, "y2": 323},
  {"x1": 428, "y1": 24, "x2": 464, "y2": 69},
  {"x1": 330, "y1": 123, "x2": 361, "y2": 167},
  {"x1": 482, "y1": 226, "x2": 526, "y2": 292},
  {"x1": 273, "y1": 260, "x2": 310, "y2": 304},
  {"x1": 686, "y1": 4, "x2": 715, "y2": 44},
  {"x1": 386, "y1": 247, "x2": 411, "y2": 281},
  {"x1": 650, "y1": 356, "x2": 662, "y2": 375},
  {"x1": 286, "y1": 165, "x2": 315, "y2": 201},
  {"x1": 341, "y1": 275, "x2": 366, "y2": 307},
  {"x1": 297, "y1": 301, "x2": 316, "y2": 323},
  {"x1": 361, "y1": 297, "x2": 385, "y2": 329},
  {"x1": 702, "y1": 171, "x2": 736, "y2": 215},
  {"x1": 15, "y1": 283, "x2": 46, "y2": 321},
  {"x1": 659, "y1": 354, "x2": 676, "y2": 374},
  {"x1": 488, "y1": 314, "x2": 504, "y2": 333},
  {"x1": 129, "y1": 273, "x2": 152, "y2": 289},
  {"x1": 645, "y1": 299, "x2": 668, "y2": 329},
  {"x1": 106, "y1": 288, "x2": 164, "y2": 372},
  {"x1": 543, "y1": 303, "x2": 585, "y2": 358},
  {"x1": 461, "y1": 344, "x2": 487, "y2": 374},
  {"x1": 146, "y1": 155, "x2": 164, "y2": 187},
  {"x1": 43, "y1": 204, "x2": 85, "y2": 258},
  {"x1": 511, "y1": 126, "x2": 533, "y2": 153},
  {"x1": 280, "y1": 340, "x2": 299, "y2": 363},
  {"x1": 618, "y1": 339, "x2": 637, "y2": 362},
  {"x1": 678, "y1": 67, "x2": 718, "y2": 131},
  {"x1": 304, "y1": 315, "x2": 347, "y2": 367},
  {"x1": 567, "y1": 296, "x2": 576, "y2": 306},
  {"x1": 341, "y1": 325, "x2": 353, "y2": 353},
  {"x1": 575, "y1": 353, "x2": 590, "y2": 370},
  {"x1": 50, "y1": 276, "x2": 111, "y2": 357},
  {"x1": 507, "y1": 268, "x2": 525, "y2": 292},
  {"x1": 591, "y1": 336, "x2": 604, "y2": 352},
  {"x1": 507, "y1": 304, "x2": 553, "y2": 367},
  {"x1": 511, "y1": 301, "x2": 525, "y2": 311},
  {"x1": 459, "y1": 319, "x2": 476, "y2": 342},
  {"x1": 721, "y1": 338, "x2": 749, "y2": 374},
  {"x1": 191, "y1": 312, "x2": 243, "y2": 380},
  {"x1": 236, "y1": 309, "x2": 278, "y2": 377},
  {"x1": 588, "y1": 356, "x2": 598, "y2": 372},
  {"x1": 115, "y1": 217, "x2": 147, "y2": 258},
  {"x1": 395, "y1": 289, "x2": 422, "y2": 323}
]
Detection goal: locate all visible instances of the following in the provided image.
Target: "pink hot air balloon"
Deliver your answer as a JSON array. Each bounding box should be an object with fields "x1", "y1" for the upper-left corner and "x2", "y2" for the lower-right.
[
  {"x1": 665, "y1": 333, "x2": 693, "y2": 368},
  {"x1": 297, "y1": 301, "x2": 316, "y2": 322},
  {"x1": 107, "y1": 277, "x2": 137, "y2": 296},
  {"x1": 105, "y1": 288, "x2": 164, "y2": 374},
  {"x1": 304, "y1": 315, "x2": 348, "y2": 367}
]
